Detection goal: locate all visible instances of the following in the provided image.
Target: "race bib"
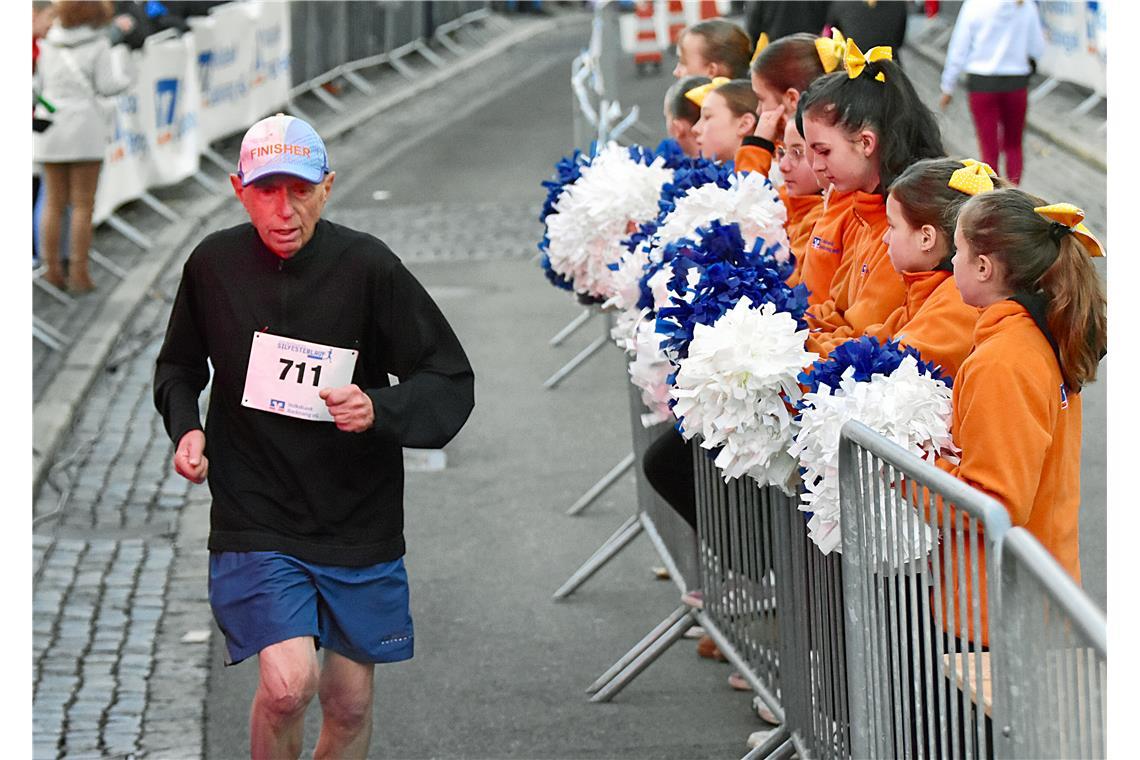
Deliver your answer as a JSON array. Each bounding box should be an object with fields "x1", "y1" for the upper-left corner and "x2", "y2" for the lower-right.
[{"x1": 241, "y1": 332, "x2": 358, "y2": 422}]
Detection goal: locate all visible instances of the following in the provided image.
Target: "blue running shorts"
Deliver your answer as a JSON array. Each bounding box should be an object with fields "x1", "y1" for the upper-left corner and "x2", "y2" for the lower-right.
[{"x1": 208, "y1": 551, "x2": 414, "y2": 666}]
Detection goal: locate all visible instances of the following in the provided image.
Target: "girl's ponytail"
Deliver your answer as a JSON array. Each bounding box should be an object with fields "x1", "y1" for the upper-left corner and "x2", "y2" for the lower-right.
[
  {"x1": 958, "y1": 189, "x2": 1107, "y2": 391},
  {"x1": 1038, "y1": 235, "x2": 1107, "y2": 392}
]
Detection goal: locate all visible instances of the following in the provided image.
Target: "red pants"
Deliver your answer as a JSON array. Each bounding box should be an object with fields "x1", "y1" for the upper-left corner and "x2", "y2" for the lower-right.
[{"x1": 967, "y1": 89, "x2": 1028, "y2": 185}]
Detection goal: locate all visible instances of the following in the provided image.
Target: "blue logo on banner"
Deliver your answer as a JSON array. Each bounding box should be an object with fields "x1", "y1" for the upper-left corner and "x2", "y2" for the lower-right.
[
  {"x1": 154, "y1": 77, "x2": 179, "y2": 143},
  {"x1": 270, "y1": 399, "x2": 286, "y2": 411}
]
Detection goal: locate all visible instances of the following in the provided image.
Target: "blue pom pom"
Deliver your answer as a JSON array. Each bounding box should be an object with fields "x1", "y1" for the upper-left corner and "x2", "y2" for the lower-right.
[
  {"x1": 653, "y1": 221, "x2": 807, "y2": 360},
  {"x1": 798, "y1": 336, "x2": 953, "y2": 400}
]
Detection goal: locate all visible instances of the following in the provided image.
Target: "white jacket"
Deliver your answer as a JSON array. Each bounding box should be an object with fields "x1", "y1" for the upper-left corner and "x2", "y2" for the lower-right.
[
  {"x1": 940, "y1": 0, "x2": 1046, "y2": 95},
  {"x1": 34, "y1": 24, "x2": 133, "y2": 163}
]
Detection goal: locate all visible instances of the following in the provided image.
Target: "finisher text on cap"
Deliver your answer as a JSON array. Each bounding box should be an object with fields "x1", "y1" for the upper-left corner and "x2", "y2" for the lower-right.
[{"x1": 237, "y1": 113, "x2": 331, "y2": 186}]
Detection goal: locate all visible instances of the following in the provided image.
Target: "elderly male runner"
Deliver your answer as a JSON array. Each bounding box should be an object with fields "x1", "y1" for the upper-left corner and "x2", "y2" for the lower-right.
[{"x1": 154, "y1": 113, "x2": 475, "y2": 758}]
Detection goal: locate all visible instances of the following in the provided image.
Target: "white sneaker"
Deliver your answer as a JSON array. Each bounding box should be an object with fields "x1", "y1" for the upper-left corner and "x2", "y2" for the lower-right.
[
  {"x1": 753, "y1": 695, "x2": 781, "y2": 725},
  {"x1": 747, "y1": 728, "x2": 777, "y2": 749}
]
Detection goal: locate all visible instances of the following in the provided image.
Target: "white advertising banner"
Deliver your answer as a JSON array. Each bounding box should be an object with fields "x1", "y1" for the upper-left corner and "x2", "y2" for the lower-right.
[
  {"x1": 92, "y1": 0, "x2": 293, "y2": 223},
  {"x1": 191, "y1": 1, "x2": 292, "y2": 145},
  {"x1": 139, "y1": 32, "x2": 202, "y2": 188},
  {"x1": 1036, "y1": 1, "x2": 1106, "y2": 95},
  {"x1": 94, "y1": 52, "x2": 150, "y2": 225}
]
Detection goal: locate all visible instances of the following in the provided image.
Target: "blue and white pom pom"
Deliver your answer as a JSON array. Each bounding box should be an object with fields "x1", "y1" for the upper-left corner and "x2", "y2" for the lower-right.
[
  {"x1": 544, "y1": 143, "x2": 673, "y2": 300},
  {"x1": 670, "y1": 298, "x2": 818, "y2": 490},
  {"x1": 789, "y1": 337, "x2": 956, "y2": 558},
  {"x1": 656, "y1": 221, "x2": 808, "y2": 362}
]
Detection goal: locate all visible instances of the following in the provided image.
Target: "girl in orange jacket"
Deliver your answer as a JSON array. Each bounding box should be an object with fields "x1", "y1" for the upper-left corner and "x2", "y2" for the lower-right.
[
  {"x1": 777, "y1": 118, "x2": 826, "y2": 288},
  {"x1": 933, "y1": 188, "x2": 1106, "y2": 646},
  {"x1": 797, "y1": 41, "x2": 945, "y2": 343},
  {"x1": 734, "y1": 33, "x2": 837, "y2": 289},
  {"x1": 687, "y1": 79, "x2": 758, "y2": 163},
  {"x1": 813, "y1": 158, "x2": 1010, "y2": 378}
]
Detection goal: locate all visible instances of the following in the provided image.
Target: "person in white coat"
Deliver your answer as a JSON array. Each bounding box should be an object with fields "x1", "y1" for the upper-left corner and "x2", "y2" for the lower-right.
[
  {"x1": 938, "y1": 0, "x2": 1045, "y2": 186},
  {"x1": 33, "y1": 0, "x2": 132, "y2": 292}
]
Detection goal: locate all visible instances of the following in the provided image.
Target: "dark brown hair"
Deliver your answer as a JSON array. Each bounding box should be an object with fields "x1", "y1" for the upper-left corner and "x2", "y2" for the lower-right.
[
  {"x1": 750, "y1": 33, "x2": 825, "y2": 97},
  {"x1": 55, "y1": 0, "x2": 114, "y2": 28},
  {"x1": 796, "y1": 61, "x2": 945, "y2": 189},
  {"x1": 957, "y1": 188, "x2": 1107, "y2": 391},
  {"x1": 709, "y1": 79, "x2": 759, "y2": 131},
  {"x1": 666, "y1": 75, "x2": 712, "y2": 125},
  {"x1": 888, "y1": 158, "x2": 1012, "y2": 256},
  {"x1": 682, "y1": 19, "x2": 753, "y2": 79}
]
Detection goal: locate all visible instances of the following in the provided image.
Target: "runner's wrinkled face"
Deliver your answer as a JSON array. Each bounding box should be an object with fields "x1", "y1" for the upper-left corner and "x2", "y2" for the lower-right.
[{"x1": 231, "y1": 172, "x2": 336, "y2": 259}]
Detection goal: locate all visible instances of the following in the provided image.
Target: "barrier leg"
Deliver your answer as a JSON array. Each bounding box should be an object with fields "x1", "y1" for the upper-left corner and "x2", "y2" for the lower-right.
[
  {"x1": 566, "y1": 452, "x2": 635, "y2": 516},
  {"x1": 88, "y1": 249, "x2": 127, "y2": 280},
  {"x1": 105, "y1": 214, "x2": 153, "y2": 250},
  {"x1": 585, "y1": 604, "x2": 690, "y2": 694},
  {"x1": 138, "y1": 192, "x2": 182, "y2": 223},
  {"x1": 589, "y1": 609, "x2": 697, "y2": 702},
  {"x1": 542, "y1": 334, "x2": 608, "y2": 389},
  {"x1": 549, "y1": 309, "x2": 594, "y2": 347},
  {"x1": 553, "y1": 512, "x2": 643, "y2": 600},
  {"x1": 33, "y1": 271, "x2": 76, "y2": 307}
]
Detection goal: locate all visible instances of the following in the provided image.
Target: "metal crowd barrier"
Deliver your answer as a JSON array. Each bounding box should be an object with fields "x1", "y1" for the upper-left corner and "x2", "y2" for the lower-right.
[
  {"x1": 840, "y1": 420, "x2": 1011, "y2": 760},
  {"x1": 287, "y1": 0, "x2": 499, "y2": 120},
  {"x1": 693, "y1": 448, "x2": 785, "y2": 727},
  {"x1": 994, "y1": 527, "x2": 1107, "y2": 759}
]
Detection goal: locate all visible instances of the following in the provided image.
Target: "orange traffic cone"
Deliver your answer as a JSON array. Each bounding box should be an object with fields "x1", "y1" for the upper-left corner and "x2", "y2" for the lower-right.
[
  {"x1": 699, "y1": 0, "x2": 719, "y2": 20},
  {"x1": 665, "y1": 0, "x2": 686, "y2": 45},
  {"x1": 632, "y1": 1, "x2": 663, "y2": 73}
]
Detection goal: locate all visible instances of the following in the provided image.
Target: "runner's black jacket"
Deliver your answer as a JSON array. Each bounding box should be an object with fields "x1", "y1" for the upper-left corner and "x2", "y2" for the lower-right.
[{"x1": 153, "y1": 219, "x2": 475, "y2": 566}]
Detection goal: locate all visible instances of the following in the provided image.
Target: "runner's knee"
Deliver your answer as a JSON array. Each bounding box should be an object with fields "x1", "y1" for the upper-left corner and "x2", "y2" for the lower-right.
[{"x1": 319, "y1": 684, "x2": 372, "y2": 729}]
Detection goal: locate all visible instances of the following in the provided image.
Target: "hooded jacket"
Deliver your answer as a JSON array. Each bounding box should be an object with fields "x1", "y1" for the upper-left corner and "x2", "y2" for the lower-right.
[{"x1": 33, "y1": 23, "x2": 133, "y2": 162}]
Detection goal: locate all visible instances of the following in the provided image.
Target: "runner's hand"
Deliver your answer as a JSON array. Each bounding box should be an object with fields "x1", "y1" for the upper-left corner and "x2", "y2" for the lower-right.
[
  {"x1": 174, "y1": 429, "x2": 209, "y2": 484},
  {"x1": 319, "y1": 384, "x2": 375, "y2": 432},
  {"x1": 939, "y1": 93, "x2": 952, "y2": 111},
  {"x1": 755, "y1": 104, "x2": 784, "y2": 143}
]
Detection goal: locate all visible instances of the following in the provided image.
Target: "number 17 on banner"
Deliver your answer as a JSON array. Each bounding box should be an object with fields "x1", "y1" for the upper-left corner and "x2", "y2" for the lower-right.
[{"x1": 241, "y1": 332, "x2": 358, "y2": 422}]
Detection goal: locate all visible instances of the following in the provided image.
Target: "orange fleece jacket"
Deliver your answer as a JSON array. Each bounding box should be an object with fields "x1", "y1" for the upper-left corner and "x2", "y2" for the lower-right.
[
  {"x1": 805, "y1": 193, "x2": 905, "y2": 349},
  {"x1": 780, "y1": 186, "x2": 825, "y2": 290},
  {"x1": 797, "y1": 188, "x2": 857, "y2": 306},
  {"x1": 734, "y1": 141, "x2": 774, "y2": 176},
  {"x1": 816, "y1": 269, "x2": 981, "y2": 379},
  {"x1": 932, "y1": 300, "x2": 1083, "y2": 645}
]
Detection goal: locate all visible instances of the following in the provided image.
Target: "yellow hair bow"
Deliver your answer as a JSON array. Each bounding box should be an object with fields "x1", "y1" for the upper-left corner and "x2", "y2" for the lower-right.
[
  {"x1": 1034, "y1": 203, "x2": 1105, "y2": 257},
  {"x1": 750, "y1": 32, "x2": 769, "y2": 65},
  {"x1": 947, "y1": 159, "x2": 996, "y2": 195},
  {"x1": 845, "y1": 38, "x2": 892, "y2": 82},
  {"x1": 814, "y1": 28, "x2": 846, "y2": 74},
  {"x1": 684, "y1": 76, "x2": 732, "y2": 107}
]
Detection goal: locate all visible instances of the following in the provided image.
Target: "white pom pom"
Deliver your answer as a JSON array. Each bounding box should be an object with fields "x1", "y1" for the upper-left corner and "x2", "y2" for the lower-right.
[
  {"x1": 545, "y1": 144, "x2": 674, "y2": 299},
  {"x1": 669, "y1": 298, "x2": 818, "y2": 489},
  {"x1": 789, "y1": 356, "x2": 953, "y2": 561},
  {"x1": 651, "y1": 172, "x2": 791, "y2": 262},
  {"x1": 628, "y1": 315, "x2": 676, "y2": 426}
]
